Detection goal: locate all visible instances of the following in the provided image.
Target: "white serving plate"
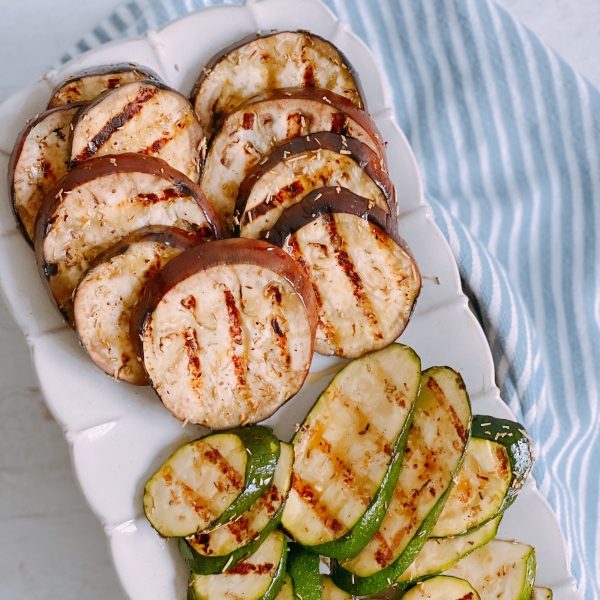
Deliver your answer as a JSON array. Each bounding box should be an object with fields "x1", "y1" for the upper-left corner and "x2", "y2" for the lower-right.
[{"x1": 0, "y1": 1, "x2": 581, "y2": 598}]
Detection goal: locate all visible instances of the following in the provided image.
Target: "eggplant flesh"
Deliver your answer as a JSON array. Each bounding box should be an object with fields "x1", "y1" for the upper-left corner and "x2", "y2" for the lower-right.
[{"x1": 191, "y1": 31, "x2": 363, "y2": 135}]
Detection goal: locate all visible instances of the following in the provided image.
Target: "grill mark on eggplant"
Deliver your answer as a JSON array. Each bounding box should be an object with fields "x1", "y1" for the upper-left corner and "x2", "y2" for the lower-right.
[
  {"x1": 223, "y1": 288, "x2": 249, "y2": 393},
  {"x1": 291, "y1": 473, "x2": 344, "y2": 534},
  {"x1": 72, "y1": 85, "x2": 159, "y2": 164},
  {"x1": 183, "y1": 327, "x2": 203, "y2": 395},
  {"x1": 322, "y1": 213, "x2": 382, "y2": 339},
  {"x1": 265, "y1": 282, "x2": 291, "y2": 368},
  {"x1": 331, "y1": 112, "x2": 347, "y2": 135},
  {"x1": 285, "y1": 235, "x2": 334, "y2": 342},
  {"x1": 243, "y1": 180, "x2": 305, "y2": 226}
]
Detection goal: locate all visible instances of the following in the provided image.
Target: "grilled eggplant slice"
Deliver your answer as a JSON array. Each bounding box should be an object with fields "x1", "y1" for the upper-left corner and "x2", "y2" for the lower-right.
[
  {"x1": 332, "y1": 367, "x2": 471, "y2": 595},
  {"x1": 188, "y1": 530, "x2": 287, "y2": 600},
  {"x1": 443, "y1": 540, "x2": 536, "y2": 600},
  {"x1": 201, "y1": 88, "x2": 386, "y2": 234},
  {"x1": 35, "y1": 154, "x2": 219, "y2": 325},
  {"x1": 282, "y1": 344, "x2": 420, "y2": 555},
  {"x1": 286, "y1": 543, "x2": 322, "y2": 600},
  {"x1": 271, "y1": 191, "x2": 420, "y2": 358},
  {"x1": 73, "y1": 227, "x2": 202, "y2": 385},
  {"x1": 9, "y1": 104, "x2": 81, "y2": 245},
  {"x1": 144, "y1": 426, "x2": 279, "y2": 538},
  {"x1": 181, "y1": 442, "x2": 294, "y2": 575},
  {"x1": 396, "y1": 516, "x2": 501, "y2": 588},
  {"x1": 191, "y1": 31, "x2": 364, "y2": 136},
  {"x1": 431, "y1": 416, "x2": 533, "y2": 537},
  {"x1": 402, "y1": 575, "x2": 481, "y2": 600},
  {"x1": 235, "y1": 132, "x2": 396, "y2": 239},
  {"x1": 48, "y1": 63, "x2": 162, "y2": 108},
  {"x1": 131, "y1": 238, "x2": 318, "y2": 429},
  {"x1": 70, "y1": 80, "x2": 203, "y2": 181}
]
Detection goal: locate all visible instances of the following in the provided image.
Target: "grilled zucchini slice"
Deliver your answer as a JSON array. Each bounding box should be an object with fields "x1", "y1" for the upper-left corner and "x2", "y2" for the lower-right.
[
  {"x1": 402, "y1": 575, "x2": 480, "y2": 600},
  {"x1": 144, "y1": 426, "x2": 279, "y2": 538},
  {"x1": 282, "y1": 344, "x2": 420, "y2": 555},
  {"x1": 332, "y1": 366, "x2": 471, "y2": 595},
  {"x1": 431, "y1": 416, "x2": 533, "y2": 537},
  {"x1": 181, "y1": 442, "x2": 293, "y2": 575},
  {"x1": 188, "y1": 530, "x2": 287, "y2": 600},
  {"x1": 443, "y1": 539, "x2": 536, "y2": 600},
  {"x1": 321, "y1": 576, "x2": 351, "y2": 600},
  {"x1": 273, "y1": 575, "x2": 294, "y2": 600},
  {"x1": 286, "y1": 543, "x2": 322, "y2": 600},
  {"x1": 396, "y1": 516, "x2": 501, "y2": 588},
  {"x1": 191, "y1": 31, "x2": 363, "y2": 136},
  {"x1": 532, "y1": 587, "x2": 553, "y2": 599},
  {"x1": 9, "y1": 104, "x2": 81, "y2": 245}
]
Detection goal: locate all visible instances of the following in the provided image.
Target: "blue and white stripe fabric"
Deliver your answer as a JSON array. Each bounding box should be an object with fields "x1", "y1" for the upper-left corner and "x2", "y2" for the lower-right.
[{"x1": 60, "y1": 0, "x2": 599, "y2": 596}]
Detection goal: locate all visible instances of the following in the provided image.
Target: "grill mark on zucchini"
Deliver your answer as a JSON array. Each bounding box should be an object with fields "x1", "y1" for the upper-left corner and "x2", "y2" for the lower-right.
[
  {"x1": 323, "y1": 213, "x2": 381, "y2": 338},
  {"x1": 72, "y1": 85, "x2": 158, "y2": 164},
  {"x1": 291, "y1": 473, "x2": 344, "y2": 534},
  {"x1": 202, "y1": 445, "x2": 244, "y2": 493},
  {"x1": 427, "y1": 377, "x2": 468, "y2": 445}
]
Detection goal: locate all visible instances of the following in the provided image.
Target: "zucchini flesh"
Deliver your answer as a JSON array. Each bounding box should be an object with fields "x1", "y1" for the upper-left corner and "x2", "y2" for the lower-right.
[
  {"x1": 332, "y1": 366, "x2": 471, "y2": 595},
  {"x1": 189, "y1": 530, "x2": 287, "y2": 600},
  {"x1": 532, "y1": 587, "x2": 553, "y2": 600},
  {"x1": 144, "y1": 433, "x2": 247, "y2": 537},
  {"x1": 206, "y1": 426, "x2": 281, "y2": 530},
  {"x1": 282, "y1": 345, "x2": 420, "y2": 548},
  {"x1": 273, "y1": 575, "x2": 294, "y2": 600},
  {"x1": 181, "y1": 443, "x2": 293, "y2": 574},
  {"x1": 286, "y1": 543, "x2": 322, "y2": 600},
  {"x1": 443, "y1": 539, "x2": 536, "y2": 600},
  {"x1": 402, "y1": 575, "x2": 480, "y2": 599},
  {"x1": 432, "y1": 415, "x2": 532, "y2": 537},
  {"x1": 396, "y1": 516, "x2": 501, "y2": 587},
  {"x1": 321, "y1": 575, "x2": 351, "y2": 599}
]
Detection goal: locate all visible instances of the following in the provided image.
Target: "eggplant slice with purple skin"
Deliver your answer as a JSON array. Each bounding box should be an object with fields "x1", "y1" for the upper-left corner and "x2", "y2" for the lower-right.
[
  {"x1": 270, "y1": 188, "x2": 421, "y2": 358},
  {"x1": 235, "y1": 131, "x2": 396, "y2": 239},
  {"x1": 130, "y1": 238, "x2": 318, "y2": 430},
  {"x1": 201, "y1": 88, "x2": 387, "y2": 235},
  {"x1": 73, "y1": 226, "x2": 203, "y2": 385},
  {"x1": 191, "y1": 30, "x2": 364, "y2": 137},
  {"x1": 9, "y1": 104, "x2": 82, "y2": 246},
  {"x1": 47, "y1": 63, "x2": 162, "y2": 109},
  {"x1": 35, "y1": 153, "x2": 220, "y2": 326},
  {"x1": 70, "y1": 79, "x2": 204, "y2": 182}
]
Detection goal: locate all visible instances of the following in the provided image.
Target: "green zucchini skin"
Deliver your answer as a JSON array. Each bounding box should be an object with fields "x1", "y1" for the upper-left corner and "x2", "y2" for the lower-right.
[
  {"x1": 180, "y1": 442, "x2": 293, "y2": 575},
  {"x1": 261, "y1": 537, "x2": 289, "y2": 600},
  {"x1": 469, "y1": 415, "x2": 533, "y2": 523},
  {"x1": 395, "y1": 516, "x2": 501, "y2": 588},
  {"x1": 309, "y1": 396, "x2": 416, "y2": 559},
  {"x1": 282, "y1": 344, "x2": 421, "y2": 551},
  {"x1": 179, "y1": 501, "x2": 284, "y2": 575},
  {"x1": 331, "y1": 366, "x2": 472, "y2": 596},
  {"x1": 207, "y1": 426, "x2": 281, "y2": 530},
  {"x1": 431, "y1": 415, "x2": 533, "y2": 538},
  {"x1": 287, "y1": 543, "x2": 322, "y2": 600}
]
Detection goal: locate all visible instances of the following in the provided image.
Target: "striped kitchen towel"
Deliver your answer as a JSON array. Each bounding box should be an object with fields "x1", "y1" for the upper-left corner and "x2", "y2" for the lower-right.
[{"x1": 60, "y1": 0, "x2": 599, "y2": 596}]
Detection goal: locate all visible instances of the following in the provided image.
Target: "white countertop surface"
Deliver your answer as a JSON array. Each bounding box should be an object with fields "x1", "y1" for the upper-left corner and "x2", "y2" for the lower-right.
[{"x1": 0, "y1": 1, "x2": 597, "y2": 598}]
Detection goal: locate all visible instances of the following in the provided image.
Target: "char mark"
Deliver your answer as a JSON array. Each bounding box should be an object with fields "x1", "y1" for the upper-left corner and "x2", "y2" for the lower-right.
[{"x1": 73, "y1": 85, "x2": 158, "y2": 164}]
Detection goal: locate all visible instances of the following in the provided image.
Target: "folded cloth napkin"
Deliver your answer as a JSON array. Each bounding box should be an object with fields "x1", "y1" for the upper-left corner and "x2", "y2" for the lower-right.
[{"x1": 59, "y1": 0, "x2": 599, "y2": 596}]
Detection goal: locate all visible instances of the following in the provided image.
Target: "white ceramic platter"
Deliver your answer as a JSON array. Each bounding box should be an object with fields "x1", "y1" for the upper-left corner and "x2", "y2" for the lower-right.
[{"x1": 0, "y1": 0, "x2": 581, "y2": 598}]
